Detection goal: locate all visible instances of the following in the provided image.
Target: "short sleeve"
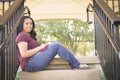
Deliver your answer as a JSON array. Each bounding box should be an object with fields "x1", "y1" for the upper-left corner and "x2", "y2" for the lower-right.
[{"x1": 16, "y1": 33, "x2": 29, "y2": 44}]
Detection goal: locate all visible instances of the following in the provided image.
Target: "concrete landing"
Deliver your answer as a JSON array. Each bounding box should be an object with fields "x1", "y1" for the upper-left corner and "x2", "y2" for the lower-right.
[{"x1": 19, "y1": 69, "x2": 100, "y2": 80}]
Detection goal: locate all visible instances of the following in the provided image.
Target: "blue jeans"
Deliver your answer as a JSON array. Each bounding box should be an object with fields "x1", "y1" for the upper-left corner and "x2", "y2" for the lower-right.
[{"x1": 24, "y1": 42, "x2": 80, "y2": 72}]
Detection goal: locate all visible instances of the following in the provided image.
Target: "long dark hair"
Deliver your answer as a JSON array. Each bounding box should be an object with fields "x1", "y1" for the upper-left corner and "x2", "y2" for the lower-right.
[{"x1": 17, "y1": 16, "x2": 37, "y2": 40}]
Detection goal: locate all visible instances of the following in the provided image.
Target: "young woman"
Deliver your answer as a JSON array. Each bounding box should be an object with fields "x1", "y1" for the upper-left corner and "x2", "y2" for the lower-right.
[{"x1": 16, "y1": 16, "x2": 88, "y2": 72}]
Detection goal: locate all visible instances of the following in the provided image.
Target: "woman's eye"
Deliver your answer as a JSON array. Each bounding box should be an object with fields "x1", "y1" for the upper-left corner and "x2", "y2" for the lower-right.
[
  {"x1": 30, "y1": 23, "x2": 32, "y2": 25},
  {"x1": 26, "y1": 23, "x2": 28, "y2": 25}
]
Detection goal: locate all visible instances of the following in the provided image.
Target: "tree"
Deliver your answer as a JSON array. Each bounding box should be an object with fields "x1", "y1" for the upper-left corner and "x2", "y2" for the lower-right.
[{"x1": 35, "y1": 19, "x2": 93, "y2": 55}]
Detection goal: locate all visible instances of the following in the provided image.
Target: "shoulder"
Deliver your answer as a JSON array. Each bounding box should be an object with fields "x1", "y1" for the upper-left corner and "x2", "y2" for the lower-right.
[{"x1": 16, "y1": 32, "x2": 31, "y2": 43}]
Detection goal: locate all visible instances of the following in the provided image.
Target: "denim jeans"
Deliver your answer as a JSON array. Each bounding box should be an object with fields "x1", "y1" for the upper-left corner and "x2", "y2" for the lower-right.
[{"x1": 24, "y1": 42, "x2": 80, "y2": 72}]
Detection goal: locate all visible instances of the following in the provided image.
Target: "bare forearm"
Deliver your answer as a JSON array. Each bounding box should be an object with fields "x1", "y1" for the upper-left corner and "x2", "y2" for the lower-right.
[
  {"x1": 22, "y1": 46, "x2": 41, "y2": 58},
  {"x1": 21, "y1": 44, "x2": 48, "y2": 58}
]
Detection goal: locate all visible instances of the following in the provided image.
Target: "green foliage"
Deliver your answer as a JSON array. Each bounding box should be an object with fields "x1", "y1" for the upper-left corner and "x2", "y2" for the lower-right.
[{"x1": 35, "y1": 19, "x2": 94, "y2": 55}]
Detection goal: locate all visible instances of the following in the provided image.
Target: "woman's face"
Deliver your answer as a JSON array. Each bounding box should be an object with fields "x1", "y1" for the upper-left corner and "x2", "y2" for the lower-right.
[{"x1": 22, "y1": 18, "x2": 33, "y2": 33}]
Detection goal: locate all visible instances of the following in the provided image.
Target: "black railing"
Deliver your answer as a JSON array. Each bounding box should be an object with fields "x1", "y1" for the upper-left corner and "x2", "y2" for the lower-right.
[
  {"x1": 0, "y1": 0, "x2": 30, "y2": 80},
  {"x1": 87, "y1": 0, "x2": 120, "y2": 80}
]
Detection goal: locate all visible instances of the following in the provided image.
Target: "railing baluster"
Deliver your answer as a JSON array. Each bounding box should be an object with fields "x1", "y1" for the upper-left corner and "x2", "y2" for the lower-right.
[
  {"x1": 1, "y1": 30, "x2": 5, "y2": 80},
  {"x1": 118, "y1": 0, "x2": 120, "y2": 16},
  {"x1": 112, "y1": 0, "x2": 115, "y2": 12},
  {"x1": 9, "y1": 1, "x2": 11, "y2": 8},
  {"x1": 2, "y1": 1, "x2": 4, "y2": 15}
]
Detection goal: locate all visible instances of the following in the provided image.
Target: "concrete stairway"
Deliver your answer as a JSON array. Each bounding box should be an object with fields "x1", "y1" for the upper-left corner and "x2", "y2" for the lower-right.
[{"x1": 18, "y1": 56, "x2": 101, "y2": 80}]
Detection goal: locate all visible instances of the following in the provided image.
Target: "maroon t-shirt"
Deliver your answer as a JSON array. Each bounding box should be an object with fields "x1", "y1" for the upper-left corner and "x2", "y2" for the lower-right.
[{"x1": 16, "y1": 32, "x2": 48, "y2": 70}]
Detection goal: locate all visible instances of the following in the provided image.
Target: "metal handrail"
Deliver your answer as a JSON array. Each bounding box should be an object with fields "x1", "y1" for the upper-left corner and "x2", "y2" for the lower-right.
[
  {"x1": 87, "y1": 3, "x2": 120, "y2": 58},
  {"x1": 0, "y1": 6, "x2": 30, "y2": 55}
]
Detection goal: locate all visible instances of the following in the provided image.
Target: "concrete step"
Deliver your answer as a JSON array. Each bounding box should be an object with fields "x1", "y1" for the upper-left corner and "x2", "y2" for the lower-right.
[
  {"x1": 45, "y1": 56, "x2": 100, "y2": 70},
  {"x1": 50, "y1": 56, "x2": 100, "y2": 65},
  {"x1": 19, "y1": 69, "x2": 100, "y2": 80}
]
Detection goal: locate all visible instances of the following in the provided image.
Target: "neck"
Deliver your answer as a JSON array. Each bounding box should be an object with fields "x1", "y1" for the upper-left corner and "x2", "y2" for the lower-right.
[{"x1": 22, "y1": 31, "x2": 30, "y2": 36}]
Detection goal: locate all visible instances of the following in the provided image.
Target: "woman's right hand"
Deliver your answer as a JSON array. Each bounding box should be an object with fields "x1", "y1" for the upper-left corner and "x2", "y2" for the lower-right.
[{"x1": 39, "y1": 44, "x2": 48, "y2": 49}]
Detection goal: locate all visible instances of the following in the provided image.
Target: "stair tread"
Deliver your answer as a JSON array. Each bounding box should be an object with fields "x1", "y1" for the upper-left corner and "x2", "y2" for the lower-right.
[
  {"x1": 19, "y1": 69, "x2": 100, "y2": 80},
  {"x1": 50, "y1": 56, "x2": 100, "y2": 65},
  {"x1": 45, "y1": 56, "x2": 100, "y2": 70}
]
